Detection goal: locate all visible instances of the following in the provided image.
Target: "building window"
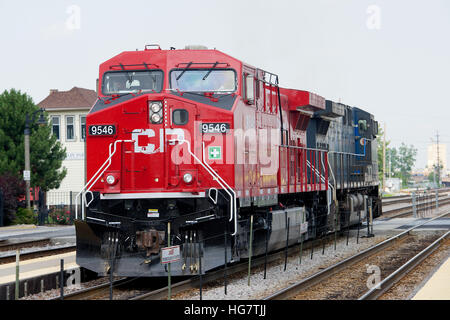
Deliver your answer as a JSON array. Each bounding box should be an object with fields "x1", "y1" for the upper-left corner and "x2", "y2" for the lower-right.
[
  {"x1": 66, "y1": 116, "x2": 75, "y2": 141},
  {"x1": 80, "y1": 115, "x2": 86, "y2": 141},
  {"x1": 51, "y1": 116, "x2": 60, "y2": 140}
]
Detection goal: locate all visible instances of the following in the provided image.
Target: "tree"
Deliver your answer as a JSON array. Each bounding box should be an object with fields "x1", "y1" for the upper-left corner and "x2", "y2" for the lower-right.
[
  {"x1": 0, "y1": 173, "x2": 25, "y2": 225},
  {"x1": 376, "y1": 123, "x2": 417, "y2": 188},
  {"x1": 428, "y1": 162, "x2": 443, "y2": 187},
  {"x1": 397, "y1": 143, "x2": 418, "y2": 187},
  {"x1": 376, "y1": 124, "x2": 389, "y2": 182},
  {"x1": 0, "y1": 89, "x2": 67, "y2": 192}
]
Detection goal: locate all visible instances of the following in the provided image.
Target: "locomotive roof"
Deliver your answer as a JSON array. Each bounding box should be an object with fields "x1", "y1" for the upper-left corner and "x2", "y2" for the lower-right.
[{"x1": 99, "y1": 47, "x2": 244, "y2": 74}]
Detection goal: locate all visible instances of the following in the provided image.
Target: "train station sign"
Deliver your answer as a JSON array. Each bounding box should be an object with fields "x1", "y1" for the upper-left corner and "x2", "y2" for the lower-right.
[{"x1": 23, "y1": 170, "x2": 30, "y2": 181}]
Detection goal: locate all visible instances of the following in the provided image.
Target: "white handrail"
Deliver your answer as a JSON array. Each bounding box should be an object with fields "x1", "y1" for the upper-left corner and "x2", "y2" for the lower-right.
[
  {"x1": 169, "y1": 139, "x2": 238, "y2": 236},
  {"x1": 201, "y1": 142, "x2": 237, "y2": 236},
  {"x1": 306, "y1": 159, "x2": 327, "y2": 184},
  {"x1": 75, "y1": 140, "x2": 134, "y2": 220}
]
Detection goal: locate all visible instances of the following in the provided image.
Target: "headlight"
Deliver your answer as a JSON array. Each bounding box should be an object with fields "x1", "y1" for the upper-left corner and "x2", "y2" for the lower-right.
[
  {"x1": 183, "y1": 173, "x2": 193, "y2": 184},
  {"x1": 151, "y1": 113, "x2": 162, "y2": 123},
  {"x1": 150, "y1": 102, "x2": 162, "y2": 113},
  {"x1": 106, "y1": 175, "x2": 116, "y2": 185},
  {"x1": 148, "y1": 101, "x2": 163, "y2": 124}
]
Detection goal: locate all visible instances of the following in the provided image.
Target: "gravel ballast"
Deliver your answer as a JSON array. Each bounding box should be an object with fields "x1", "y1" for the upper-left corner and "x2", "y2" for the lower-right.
[{"x1": 173, "y1": 232, "x2": 391, "y2": 300}]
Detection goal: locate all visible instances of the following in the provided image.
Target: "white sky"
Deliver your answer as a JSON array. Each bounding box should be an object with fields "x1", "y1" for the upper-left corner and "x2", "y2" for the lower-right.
[{"x1": 1, "y1": 0, "x2": 449, "y2": 169}]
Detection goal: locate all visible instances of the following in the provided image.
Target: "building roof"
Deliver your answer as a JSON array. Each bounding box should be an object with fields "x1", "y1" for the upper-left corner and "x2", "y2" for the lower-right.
[{"x1": 38, "y1": 87, "x2": 97, "y2": 110}]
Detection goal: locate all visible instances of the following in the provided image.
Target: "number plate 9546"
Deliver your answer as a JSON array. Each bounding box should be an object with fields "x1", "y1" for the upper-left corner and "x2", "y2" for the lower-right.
[
  {"x1": 88, "y1": 125, "x2": 116, "y2": 136},
  {"x1": 201, "y1": 123, "x2": 230, "y2": 134}
]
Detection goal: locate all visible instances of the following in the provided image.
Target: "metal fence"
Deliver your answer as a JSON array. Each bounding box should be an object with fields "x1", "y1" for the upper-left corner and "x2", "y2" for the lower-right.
[{"x1": 40, "y1": 191, "x2": 80, "y2": 225}]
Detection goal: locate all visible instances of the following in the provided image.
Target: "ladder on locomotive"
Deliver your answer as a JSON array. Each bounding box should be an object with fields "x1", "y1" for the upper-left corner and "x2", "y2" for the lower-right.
[
  {"x1": 256, "y1": 68, "x2": 288, "y2": 145},
  {"x1": 256, "y1": 69, "x2": 330, "y2": 192}
]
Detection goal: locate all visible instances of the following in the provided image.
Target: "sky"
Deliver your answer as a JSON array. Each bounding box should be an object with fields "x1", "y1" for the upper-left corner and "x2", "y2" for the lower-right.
[{"x1": 0, "y1": 0, "x2": 449, "y2": 170}]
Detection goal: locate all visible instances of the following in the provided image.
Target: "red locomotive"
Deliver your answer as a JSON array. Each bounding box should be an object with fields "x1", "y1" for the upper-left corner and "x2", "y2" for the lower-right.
[{"x1": 75, "y1": 44, "x2": 380, "y2": 277}]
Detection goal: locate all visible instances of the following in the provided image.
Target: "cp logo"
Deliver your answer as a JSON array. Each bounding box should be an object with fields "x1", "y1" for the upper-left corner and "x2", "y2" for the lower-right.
[
  {"x1": 132, "y1": 129, "x2": 157, "y2": 154},
  {"x1": 131, "y1": 128, "x2": 185, "y2": 154}
]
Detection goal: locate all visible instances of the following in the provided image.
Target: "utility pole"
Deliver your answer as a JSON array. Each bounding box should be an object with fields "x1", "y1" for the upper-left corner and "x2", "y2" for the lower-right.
[
  {"x1": 24, "y1": 130, "x2": 31, "y2": 209},
  {"x1": 436, "y1": 131, "x2": 440, "y2": 188},
  {"x1": 23, "y1": 109, "x2": 46, "y2": 210},
  {"x1": 388, "y1": 150, "x2": 392, "y2": 179},
  {"x1": 383, "y1": 122, "x2": 386, "y2": 192}
]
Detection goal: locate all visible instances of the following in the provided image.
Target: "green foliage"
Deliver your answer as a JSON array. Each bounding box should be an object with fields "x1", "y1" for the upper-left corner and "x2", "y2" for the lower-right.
[
  {"x1": 13, "y1": 207, "x2": 37, "y2": 225},
  {"x1": 428, "y1": 163, "x2": 443, "y2": 187},
  {"x1": 47, "y1": 208, "x2": 72, "y2": 225},
  {"x1": 0, "y1": 173, "x2": 25, "y2": 225},
  {"x1": 397, "y1": 143, "x2": 418, "y2": 187},
  {"x1": 376, "y1": 123, "x2": 418, "y2": 188},
  {"x1": 376, "y1": 124, "x2": 390, "y2": 182},
  {"x1": 0, "y1": 89, "x2": 67, "y2": 191}
]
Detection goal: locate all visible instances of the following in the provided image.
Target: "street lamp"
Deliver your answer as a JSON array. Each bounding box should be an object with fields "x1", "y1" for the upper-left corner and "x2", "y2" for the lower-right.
[{"x1": 24, "y1": 108, "x2": 46, "y2": 210}]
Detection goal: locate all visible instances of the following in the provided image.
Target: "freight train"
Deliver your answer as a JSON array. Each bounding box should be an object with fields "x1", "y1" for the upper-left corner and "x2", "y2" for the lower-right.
[{"x1": 74, "y1": 44, "x2": 381, "y2": 277}]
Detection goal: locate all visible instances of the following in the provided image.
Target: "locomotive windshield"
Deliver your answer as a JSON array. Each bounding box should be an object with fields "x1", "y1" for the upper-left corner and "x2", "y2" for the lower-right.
[
  {"x1": 102, "y1": 70, "x2": 163, "y2": 95},
  {"x1": 170, "y1": 69, "x2": 236, "y2": 93}
]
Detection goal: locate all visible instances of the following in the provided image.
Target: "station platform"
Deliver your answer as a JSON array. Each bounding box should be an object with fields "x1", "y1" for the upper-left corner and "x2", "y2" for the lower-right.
[
  {"x1": 0, "y1": 224, "x2": 78, "y2": 290},
  {"x1": 0, "y1": 224, "x2": 75, "y2": 241},
  {"x1": 0, "y1": 251, "x2": 78, "y2": 285},
  {"x1": 412, "y1": 256, "x2": 450, "y2": 300},
  {"x1": 372, "y1": 217, "x2": 450, "y2": 234}
]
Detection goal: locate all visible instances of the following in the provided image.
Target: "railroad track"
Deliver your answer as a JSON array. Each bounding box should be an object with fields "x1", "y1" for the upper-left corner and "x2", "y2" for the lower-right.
[
  {"x1": 382, "y1": 193, "x2": 448, "y2": 207},
  {"x1": 38, "y1": 194, "x2": 449, "y2": 300},
  {"x1": 129, "y1": 231, "x2": 388, "y2": 300},
  {"x1": 53, "y1": 232, "x2": 324, "y2": 300},
  {"x1": 263, "y1": 211, "x2": 450, "y2": 300},
  {"x1": 130, "y1": 236, "x2": 342, "y2": 300},
  {"x1": 49, "y1": 278, "x2": 132, "y2": 300},
  {"x1": 381, "y1": 187, "x2": 450, "y2": 203},
  {"x1": 0, "y1": 238, "x2": 52, "y2": 252},
  {"x1": 358, "y1": 229, "x2": 450, "y2": 300},
  {"x1": 129, "y1": 244, "x2": 310, "y2": 300},
  {"x1": 0, "y1": 244, "x2": 75, "y2": 265},
  {"x1": 381, "y1": 195, "x2": 450, "y2": 219},
  {"x1": 58, "y1": 211, "x2": 449, "y2": 300}
]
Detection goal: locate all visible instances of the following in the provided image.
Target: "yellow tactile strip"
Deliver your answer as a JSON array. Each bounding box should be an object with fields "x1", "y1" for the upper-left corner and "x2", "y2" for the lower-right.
[
  {"x1": 412, "y1": 256, "x2": 450, "y2": 300},
  {"x1": 0, "y1": 225, "x2": 37, "y2": 232},
  {"x1": 0, "y1": 252, "x2": 78, "y2": 285}
]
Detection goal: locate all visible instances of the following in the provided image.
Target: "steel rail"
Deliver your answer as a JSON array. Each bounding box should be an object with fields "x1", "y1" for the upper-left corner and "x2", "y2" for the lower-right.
[
  {"x1": 381, "y1": 187, "x2": 450, "y2": 202},
  {"x1": 381, "y1": 197, "x2": 450, "y2": 219},
  {"x1": 358, "y1": 229, "x2": 450, "y2": 300},
  {"x1": 382, "y1": 192, "x2": 449, "y2": 207},
  {"x1": 46, "y1": 235, "x2": 310, "y2": 300},
  {"x1": 263, "y1": 210, "x2": 450, "y2": 300},
  {"x1": 0, "y1": 238, "x2": 51, "y2": 252},
  {"x1": 130, "y1": 239, "x2": 315, "y2": 300},
  {"x1": 0, "y1": 245, "x2": 75, "y2": 264},
  {"x1": 43, "y1": 204, "x2": 449, "y2": 300},
  {"x1": 49, "y1": 277, "x2": 131, "y2": 300}
]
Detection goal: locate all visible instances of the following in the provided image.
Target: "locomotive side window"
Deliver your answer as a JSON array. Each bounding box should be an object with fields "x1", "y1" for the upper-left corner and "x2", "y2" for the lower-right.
[
  {"x1": 244, "y1": 74, "x2": 254, "y2": 105},
  {"x1": 173, "y1": 109, "x2": 189, "y2": 125},
  {"x1": 170, "y1": 69, "x2": 236, "y2": 93},
  {"x1": 102, "y1": 70, "x2": 163, "y2": 95}
]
